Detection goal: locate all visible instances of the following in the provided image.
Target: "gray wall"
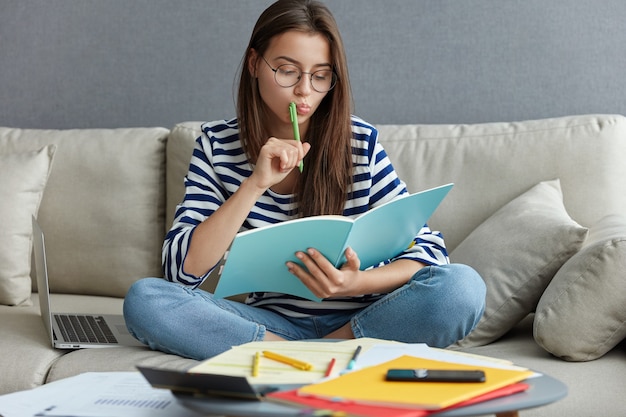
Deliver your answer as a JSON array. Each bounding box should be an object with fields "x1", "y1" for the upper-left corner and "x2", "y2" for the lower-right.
[{"x1": 2, "y1": 0, "x2": 625, "y2": 129}]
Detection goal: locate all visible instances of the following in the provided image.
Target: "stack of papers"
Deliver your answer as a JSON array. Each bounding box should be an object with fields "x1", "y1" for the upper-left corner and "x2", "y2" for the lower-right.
[
  {"x1": 188, "y1": 337, "x2": 400, "y2": 384},
  {"x1": 289, "y1": 355, "x2": 533, "y2": 412},
  {"x1": 187, "y1": 339, "x2": 536, "y2": 416}
]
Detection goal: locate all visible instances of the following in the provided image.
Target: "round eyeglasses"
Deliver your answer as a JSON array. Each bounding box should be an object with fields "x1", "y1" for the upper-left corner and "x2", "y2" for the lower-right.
[{"x1": 261, "y1": 56, "x2": 337, "y2": 93}]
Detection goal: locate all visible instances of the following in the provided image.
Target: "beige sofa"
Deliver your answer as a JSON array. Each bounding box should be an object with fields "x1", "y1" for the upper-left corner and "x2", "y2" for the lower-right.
[{"x1": 1, "y1": 114, "x2": 625, "y2": 416}]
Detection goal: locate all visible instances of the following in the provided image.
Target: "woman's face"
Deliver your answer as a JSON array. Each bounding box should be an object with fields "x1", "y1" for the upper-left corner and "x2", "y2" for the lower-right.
[{"x1": 250, "y1": 30, "x2": 332, "y2": 140}]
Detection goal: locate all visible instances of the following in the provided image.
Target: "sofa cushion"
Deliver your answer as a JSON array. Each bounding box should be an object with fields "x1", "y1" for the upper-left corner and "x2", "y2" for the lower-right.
[
  {"x1": 534, "y1": 214, "x2": 626, "y2": 361},
  {"x1": 165, "y1": 122, "x2": 202, "y2": 231},
  {"x1": 46, "y1": 346, "x2": 198, "y2": 384},
  {"x1": 0, "y1": 296, "x2": 66, "y2": 394},
  {"x1": 0, "y1": 146, "x2": 55, "y2": 306},
  {"x1": 450, "y1": 180, "x2": 588, "y2": 347},
  {"x1": 0, "y1": 127, "x2": 169, "y2": 298}
]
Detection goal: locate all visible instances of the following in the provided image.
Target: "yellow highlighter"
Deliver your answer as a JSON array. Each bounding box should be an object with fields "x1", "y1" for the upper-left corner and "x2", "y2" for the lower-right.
[
  {"x1": 252, "y1": 351, "x2": 260, "y2": 377},
  {"x1": 289, "y1": 102, "x2": 304, "y2": 173},
  {"x1": 262, "y1": 350, "x2": 313, "y2": 371}
]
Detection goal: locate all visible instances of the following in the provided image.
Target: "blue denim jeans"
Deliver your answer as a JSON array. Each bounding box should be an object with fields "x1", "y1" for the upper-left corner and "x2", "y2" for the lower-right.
[{"x1": 123, "y1": 264, "x2": 485, "y2": 360}]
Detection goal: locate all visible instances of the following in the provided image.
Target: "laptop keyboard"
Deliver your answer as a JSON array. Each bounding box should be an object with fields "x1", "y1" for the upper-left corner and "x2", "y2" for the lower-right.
[{"x1": 54, "y1": 314, "x2": 118, "y2": 344}]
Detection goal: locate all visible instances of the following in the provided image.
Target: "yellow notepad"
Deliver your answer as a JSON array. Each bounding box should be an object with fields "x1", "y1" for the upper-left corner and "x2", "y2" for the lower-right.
[
  {"x1": 188, "y1": 338, "x2": 398, "y2": 385},
  {"x1": 297, "y1": 355, "x2": 534, "y2": 410}
]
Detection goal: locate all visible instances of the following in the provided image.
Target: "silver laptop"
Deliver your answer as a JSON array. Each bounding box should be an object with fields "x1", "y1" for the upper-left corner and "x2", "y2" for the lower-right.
[{"x1": 32, "y1": 216, "x2": 144, "y2": 349}]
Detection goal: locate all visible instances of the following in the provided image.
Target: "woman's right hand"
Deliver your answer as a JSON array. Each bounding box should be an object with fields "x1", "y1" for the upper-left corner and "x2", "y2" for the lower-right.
[
  {"x1": 248, "y1": 137, "x2": 310, "y2": 190},
  {"x1": 184, "y1": 137, "x2": 309, "y2": 278}
]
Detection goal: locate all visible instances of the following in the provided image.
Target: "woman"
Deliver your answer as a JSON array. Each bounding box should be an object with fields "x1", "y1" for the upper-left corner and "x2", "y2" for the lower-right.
[{"x1": 123, "y1": 0, "x2": 485, "y2": 360}]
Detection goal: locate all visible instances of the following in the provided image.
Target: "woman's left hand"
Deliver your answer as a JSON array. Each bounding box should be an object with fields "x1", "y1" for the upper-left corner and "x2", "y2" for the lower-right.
[{"x1": 286, "y1": 247, "x2": 362, "y2": 298}]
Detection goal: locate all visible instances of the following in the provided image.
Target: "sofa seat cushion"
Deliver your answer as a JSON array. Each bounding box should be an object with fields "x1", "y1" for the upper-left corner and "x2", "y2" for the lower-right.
[
  {"x1": 450, "y1": 180, "x2": 587, "y2": 347},
  {"x1": 458, "y1": 316, "x2": 626, "y2": 417},
  {"x1": 0, "y1": 146, "x2": 55, "y2": 306},
  {"x1": 0, "y1": 296, "x2": 65, "y2": 394},
  {"x1": 534, "y1": 214, "x2": 626, "y2": 361},
  {"x1": 0, "y1": 126, "x2": 169, "y2": 298},
  {"x1": 45, "y1": 347, "x2": 199, "y2": 384}
]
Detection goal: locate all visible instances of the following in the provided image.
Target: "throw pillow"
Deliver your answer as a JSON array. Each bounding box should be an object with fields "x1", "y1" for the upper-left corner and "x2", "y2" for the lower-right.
[
  {"x1": 0, "y1": 145, "x2": 56, "y2": 306},
  {"x1": 534, "y1": 214, "x2": 626, "y2": 361},
  {"x1": 450, "y1": 179, "x2": 588, "y2": 347}
]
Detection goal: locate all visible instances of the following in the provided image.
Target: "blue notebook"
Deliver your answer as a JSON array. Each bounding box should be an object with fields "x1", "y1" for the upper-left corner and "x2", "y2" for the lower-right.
[{"x1": 214, "y1": 183, "x2": 453, "y2": 302}]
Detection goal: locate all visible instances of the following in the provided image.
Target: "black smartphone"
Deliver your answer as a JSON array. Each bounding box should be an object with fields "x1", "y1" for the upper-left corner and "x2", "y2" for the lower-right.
[{"x1": 385, "y1": 368, "x2": 486, "y2": 383}]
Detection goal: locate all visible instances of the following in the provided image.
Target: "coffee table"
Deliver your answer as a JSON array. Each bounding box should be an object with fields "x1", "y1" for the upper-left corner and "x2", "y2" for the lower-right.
[{"x1": 175, "y1": 371, "x2": 567, "y2": 417}]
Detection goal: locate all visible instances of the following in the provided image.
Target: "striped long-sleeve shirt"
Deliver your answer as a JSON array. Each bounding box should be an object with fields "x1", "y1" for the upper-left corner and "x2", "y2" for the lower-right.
[{"x1": 163, "y1": 116, "x2": 449, "y2": 317}]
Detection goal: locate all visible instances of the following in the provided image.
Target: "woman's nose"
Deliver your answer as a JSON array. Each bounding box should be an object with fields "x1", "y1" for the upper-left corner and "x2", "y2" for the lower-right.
[{"x1": 293, "y1": 75, "x2": 312, "y2": 96}]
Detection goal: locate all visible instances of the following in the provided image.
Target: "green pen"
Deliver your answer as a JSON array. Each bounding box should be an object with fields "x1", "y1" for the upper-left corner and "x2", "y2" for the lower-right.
[{"x1": 289, "y1": 101, "x2": 304, "y2": 173}]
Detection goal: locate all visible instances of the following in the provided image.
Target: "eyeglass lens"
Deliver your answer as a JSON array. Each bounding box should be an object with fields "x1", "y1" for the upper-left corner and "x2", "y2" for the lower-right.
[{"x1": 274, "y1": 64, "x2": 336, "y2": 92}]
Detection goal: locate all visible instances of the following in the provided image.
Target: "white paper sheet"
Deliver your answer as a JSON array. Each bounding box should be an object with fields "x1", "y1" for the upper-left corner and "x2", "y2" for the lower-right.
[
  {"x1": 0, "y1": 372, "x2": 203, "y2": 417},
  {"x1": 356, "y1": 344, "x2": 539, "y2": 376}
]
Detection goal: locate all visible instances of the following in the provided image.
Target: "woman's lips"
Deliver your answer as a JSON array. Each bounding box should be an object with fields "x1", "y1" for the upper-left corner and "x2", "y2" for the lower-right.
[{"x1": 296, "y1": 103, "x2": 311, "y2": 116}]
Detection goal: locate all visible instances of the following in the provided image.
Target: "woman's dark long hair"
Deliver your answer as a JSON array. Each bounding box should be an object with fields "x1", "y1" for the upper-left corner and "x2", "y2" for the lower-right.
[{"x1": 237, "y1": 0, "x2": 354, "y2": 217}]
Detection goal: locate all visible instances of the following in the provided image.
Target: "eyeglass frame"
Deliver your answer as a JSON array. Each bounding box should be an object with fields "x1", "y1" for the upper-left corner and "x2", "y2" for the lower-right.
[{"x1": 260, "y1": 56, "x2": 337, "y2": 93}]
